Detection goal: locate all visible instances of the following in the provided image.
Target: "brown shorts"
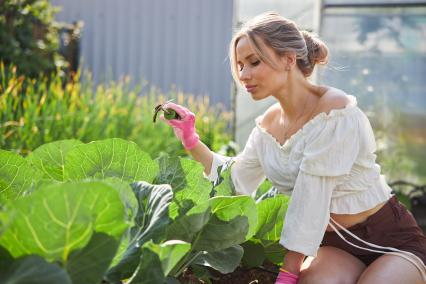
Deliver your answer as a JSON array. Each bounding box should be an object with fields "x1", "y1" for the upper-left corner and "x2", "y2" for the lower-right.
[{"x1": 322, "y1": 195, "x2": 426, "y2": 266}]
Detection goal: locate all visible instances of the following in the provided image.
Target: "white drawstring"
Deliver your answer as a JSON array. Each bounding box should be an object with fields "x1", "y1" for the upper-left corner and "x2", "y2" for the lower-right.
[{"x1": 329, "y1": 217, "x2": 426, "y2": 282}]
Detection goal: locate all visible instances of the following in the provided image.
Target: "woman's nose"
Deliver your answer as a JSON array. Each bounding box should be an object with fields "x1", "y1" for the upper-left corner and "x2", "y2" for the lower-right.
[{"x1": 239, "y1": 67, "x2": 251, "y2": 81}]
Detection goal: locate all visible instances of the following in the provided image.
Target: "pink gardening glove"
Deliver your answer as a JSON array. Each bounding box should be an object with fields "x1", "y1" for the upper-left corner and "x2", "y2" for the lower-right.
[
  {"x1": 275, "y1": 269, "x2": 299, "y2": 284},
  {"x1": 160, "y1": 102, "x2": 200, "y2": 150}
]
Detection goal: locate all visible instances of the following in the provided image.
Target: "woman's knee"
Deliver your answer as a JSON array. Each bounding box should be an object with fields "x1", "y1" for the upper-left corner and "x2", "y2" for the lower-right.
[
  {"x1": 298, "y1": 246, "x2": 366, "y2": 284},
  {"x1": 356, "y1": 254, "x2": 424, "y2": 284},
  {"x1": 299, "y1": 268, "x2": 356, "y2": 284}
]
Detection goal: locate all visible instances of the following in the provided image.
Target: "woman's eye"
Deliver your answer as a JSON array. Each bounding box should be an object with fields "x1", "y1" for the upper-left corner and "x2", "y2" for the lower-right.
[
  {"x1": 251, "y1": 60, "x2": 260, "y2": 66},
  {"x1": 238, "y1": 60, "x2": 259, "y2": 72}
]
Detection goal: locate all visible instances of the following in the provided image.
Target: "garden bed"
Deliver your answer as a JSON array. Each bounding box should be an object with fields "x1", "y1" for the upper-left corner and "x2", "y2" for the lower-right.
[{"x1": 179, "y1": 262, "x2": 279, "y2": 284}]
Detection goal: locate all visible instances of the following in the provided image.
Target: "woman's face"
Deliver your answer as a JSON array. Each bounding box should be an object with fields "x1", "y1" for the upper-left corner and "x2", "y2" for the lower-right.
[{"x1": 236, "y1": 36, "x2": 288, "y2": 100}]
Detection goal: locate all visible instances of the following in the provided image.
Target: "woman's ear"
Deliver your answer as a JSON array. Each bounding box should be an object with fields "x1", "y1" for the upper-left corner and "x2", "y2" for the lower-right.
[{"x1": 282, "y1": 52, "x2": 297, "y2": 70}]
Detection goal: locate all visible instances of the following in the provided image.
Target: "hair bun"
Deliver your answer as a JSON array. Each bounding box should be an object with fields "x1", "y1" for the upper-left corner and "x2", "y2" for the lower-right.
[{"x1": 302, "y1": 30, "x2": 328, "y2": 65}]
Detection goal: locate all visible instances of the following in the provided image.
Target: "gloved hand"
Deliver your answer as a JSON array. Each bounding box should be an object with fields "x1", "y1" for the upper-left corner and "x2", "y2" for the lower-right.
[
  {"x1": 275, "y1": 269, "x2": 299, "y2": 284},
  {"x1": 160, "y1": 102, "x2": 200, "y2": 150}
]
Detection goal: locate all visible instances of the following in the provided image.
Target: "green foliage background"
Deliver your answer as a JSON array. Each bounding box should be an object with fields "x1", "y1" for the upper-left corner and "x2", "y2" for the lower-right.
[{"x1": 0, "y1": 65, "x2": 233, "y2": 158}]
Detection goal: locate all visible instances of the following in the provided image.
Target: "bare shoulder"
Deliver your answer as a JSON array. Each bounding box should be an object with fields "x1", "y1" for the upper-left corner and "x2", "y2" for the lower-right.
[
  {"x1": 315, "y1": 87, "x2": 351, "y2": 115},
  {"x1": 260, "y1": 103, "x2": 281, "y2": 128}
]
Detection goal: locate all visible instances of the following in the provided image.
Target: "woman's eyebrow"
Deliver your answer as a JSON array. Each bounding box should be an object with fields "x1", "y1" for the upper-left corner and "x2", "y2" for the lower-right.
[
  {"x1": 245, "y1": 54, "x2": 256, "y2": 60},
  {"x1": 237, "y1": 54, "x2": 256, "y2": 64}
]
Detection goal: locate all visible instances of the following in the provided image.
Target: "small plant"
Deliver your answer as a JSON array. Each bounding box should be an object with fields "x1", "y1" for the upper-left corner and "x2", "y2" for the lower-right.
[{"x1": 153, "y1": 100, "x2": 182, "y2": 123}]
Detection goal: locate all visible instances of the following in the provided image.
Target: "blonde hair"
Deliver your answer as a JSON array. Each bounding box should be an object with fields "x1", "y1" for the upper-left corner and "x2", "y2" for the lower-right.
[{"x1": 229, "y1": 12, "x2": 329, "y2": 83}]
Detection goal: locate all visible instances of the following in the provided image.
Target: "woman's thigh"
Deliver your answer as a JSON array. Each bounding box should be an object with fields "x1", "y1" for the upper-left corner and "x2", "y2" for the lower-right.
[
  {"x1": 357, "y1": 254, "x2": 424, "y2": 284},
  {"x1": 299, "y1": 246, "x2": 366, "y2": 284}
]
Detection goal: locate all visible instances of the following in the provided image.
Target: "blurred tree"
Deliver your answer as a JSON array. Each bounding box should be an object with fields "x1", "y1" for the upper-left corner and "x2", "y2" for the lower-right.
[{"x1": 0, "y1": 0, "x2": 67, "y2": 78}]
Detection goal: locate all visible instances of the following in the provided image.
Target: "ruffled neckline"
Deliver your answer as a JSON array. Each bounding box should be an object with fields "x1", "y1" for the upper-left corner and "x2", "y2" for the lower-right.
[{"x1": 255, "y1": 95, "x2": 358, "y2": 149}]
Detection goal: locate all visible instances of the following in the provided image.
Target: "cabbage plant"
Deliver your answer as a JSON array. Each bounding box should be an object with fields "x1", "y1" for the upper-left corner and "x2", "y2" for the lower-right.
[{"x1": 0, "y1": 138, "x2": 289, "y2": 283}]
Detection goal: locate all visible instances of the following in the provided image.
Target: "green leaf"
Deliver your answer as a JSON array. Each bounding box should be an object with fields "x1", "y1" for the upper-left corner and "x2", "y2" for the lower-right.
[
  {"x1": 165, "y1": 158, "x2": 213, "y2": 219},
  {"x1": 166, "y1": 201, "x2": 211, "y2": 243},
  {"x1": 212, "y1": 160, "x2": 235, "y2": 197},
  {"x1": 193, "y1": 245, "x2": 243, "y2": 274},
  {"x1": 210, "y1": 196, "x2": 258, "y2": 240},
  {"x1": 169, "y1": 199, "x2": 195, "y2": 221},
  {"x1": 103, "y1": 177, "x2": 138, "y2": 222},
  {"x1": 64, "y1": 138, "x2": 159, "y2": 183},
  {"x1": 0, "y1": 149, "x2": 41, "y2": 202},
  {"x1": 194, "y1": 215, "x2": 249, "y2": 252},
  {"x1": 131, "y1": 182, "x2": 174, "y2": 245},
  {"x1": 65, "y1": 232, "x2": 120, "y2": 284},
  {"x1": 167, "y1": 196, "x2": 257, "y2": 252},
  {"x1": 255, "y1": 179, "x2": 273, "y2": 200},
  {"x1": 255, "y1": 195, "x2": 289, "y2": 241},
  {"x1": 192, "y1": 196, "x2": 257, "y2": 252},
  {"x1": 165, "y1": 277, "x2": 182, "y2": 284},
  {"x1": 31, "y1": 179, "x2": 62, "y2": 192},
  {"x1": 0, "y1": 254, "x2": 72, "y2": 284},
  {"x1": 0, "y1": 202, "x2": 13, "y2": 238},
  {"x1": 264, "y1": 242, "x2": 286, "y2": 266},
  {"x1": 106, "y1": 182, "x2": 173, "y2": 282},
  {"x1": 154, "y1": 154, "x2": 186, "y2": 190},
  {"x1": 256, "y1": 187, "x2": 279, "y2": 203},
  {"x1": 143, "y1": 240, "x2": 191, "y2": 276},
  {"x1": 0, "y1": 181, "x2": 128, "y2": 262},
  {"x1": 241, "y1": 240, "x2": 265, "y2": 268},
  {"x1": 128, "y1": 246, "x2": 164, "y2": 284},
  {"x1": 27, "y1": 139, "x2": 84, "y2": 181},
  {"x1": 110, "y1": 230, "x2": 131, "y2": 269},
  {"x1": 179, "y1": 159, "x2": 214, "y2": 200},
  {"x1": 0, "y1": 245, "x2": 13, "y2": 271}
]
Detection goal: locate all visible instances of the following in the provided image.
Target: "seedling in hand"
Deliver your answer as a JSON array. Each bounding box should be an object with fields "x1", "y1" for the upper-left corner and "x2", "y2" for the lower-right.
[{"x1": 153, "y1": 100, "x2": 182, "y2": 123}]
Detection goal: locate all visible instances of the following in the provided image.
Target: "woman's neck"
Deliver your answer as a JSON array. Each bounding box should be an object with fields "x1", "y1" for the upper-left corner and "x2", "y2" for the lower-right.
[{"x1": 275, "y1": 70, "x2": 324, "y2": 120}]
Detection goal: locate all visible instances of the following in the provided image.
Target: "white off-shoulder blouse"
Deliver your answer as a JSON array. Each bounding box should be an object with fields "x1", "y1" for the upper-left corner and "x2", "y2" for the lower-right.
[{"x1": 206, "y1": 95, "x2": 393, "y2": 257}]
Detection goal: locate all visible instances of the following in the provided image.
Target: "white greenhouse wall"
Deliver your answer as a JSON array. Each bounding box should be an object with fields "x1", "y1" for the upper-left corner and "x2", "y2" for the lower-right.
[{"x1": 51, "y1": 0, "x2": 235, "y2": 107}]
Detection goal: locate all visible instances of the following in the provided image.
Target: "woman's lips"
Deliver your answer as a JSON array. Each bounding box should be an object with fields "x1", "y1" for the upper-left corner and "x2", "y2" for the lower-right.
[{"x1": 245, "y1": 85, "x2": 257, "y2": 92}]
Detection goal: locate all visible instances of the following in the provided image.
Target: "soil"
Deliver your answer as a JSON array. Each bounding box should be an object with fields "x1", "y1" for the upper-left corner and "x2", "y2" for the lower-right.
[{"x1": 178, "y1": 262, "x2": 279, "y2": 284}]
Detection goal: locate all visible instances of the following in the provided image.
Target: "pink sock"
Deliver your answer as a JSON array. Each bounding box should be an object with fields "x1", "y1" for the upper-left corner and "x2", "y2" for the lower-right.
[{"x1": 275, "y1": 270, "x2": 299, "y2": 284}]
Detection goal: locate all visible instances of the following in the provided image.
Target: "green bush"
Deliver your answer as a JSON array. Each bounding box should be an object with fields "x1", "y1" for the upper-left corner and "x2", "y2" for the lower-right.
[
  {"x1": 0, "y1": 0, "x2": 66, "y2": 78},
  {"x1": 0, "y1": 64, "x2": 233, "y2": 158}
]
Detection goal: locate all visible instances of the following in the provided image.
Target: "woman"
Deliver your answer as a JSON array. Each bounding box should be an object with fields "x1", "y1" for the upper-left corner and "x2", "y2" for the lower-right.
[{"x1": 161, "y1": 12, "x2": 426, "y2": 284}]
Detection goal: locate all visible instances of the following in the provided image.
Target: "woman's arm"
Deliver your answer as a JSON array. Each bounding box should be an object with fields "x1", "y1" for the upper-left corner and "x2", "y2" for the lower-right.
[
  {"x1": 161, "y1": 102, "x2": 265, "y2": 194},
  {"x1": 282, "y1": 251, "x2": 305, "y2": 275},
  {"x1": 275, "y1": 251, "x2": 304, "y2": 283},
  {"x1": 159, "y1": 102, "x2": 214, "y2": 175},
  {"x1": 188, "y1": 141, "x2": 213, "y2": 176}
]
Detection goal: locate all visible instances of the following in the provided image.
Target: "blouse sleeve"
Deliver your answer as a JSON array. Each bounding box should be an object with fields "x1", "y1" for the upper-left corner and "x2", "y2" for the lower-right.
[
  {"x1": 280, "y1": 109, "x2": 363, "y2": 257},
  {"x1": 206, "y1": 127, "x2": 265, "y2": 196},
  {"x1": 280, "y1": 171, "x2": 337, "y2": 256}
]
